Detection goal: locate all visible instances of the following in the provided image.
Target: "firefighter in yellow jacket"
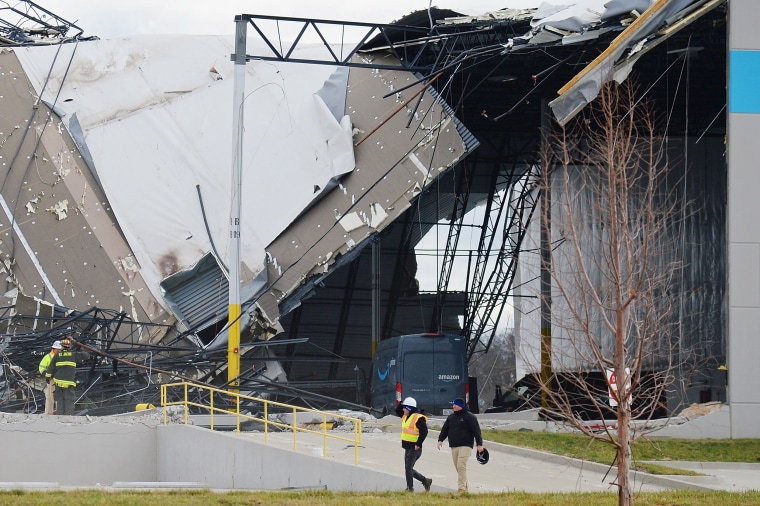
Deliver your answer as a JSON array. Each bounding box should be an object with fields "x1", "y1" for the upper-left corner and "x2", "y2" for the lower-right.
[
  {"x1": 46, "y1": 338, "x2": 89, "y2": 415},
  {"x1": 399, "y1": 396, "x2": 433, "y2": 492},
  {"x1": 38, "y1": 340, "x2": 62, "y2": 414}
]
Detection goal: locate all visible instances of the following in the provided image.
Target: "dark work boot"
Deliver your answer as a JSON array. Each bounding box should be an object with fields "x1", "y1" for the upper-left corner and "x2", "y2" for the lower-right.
[{"x1": 423, "y1": 477, "x2": 432, "y2": 491}]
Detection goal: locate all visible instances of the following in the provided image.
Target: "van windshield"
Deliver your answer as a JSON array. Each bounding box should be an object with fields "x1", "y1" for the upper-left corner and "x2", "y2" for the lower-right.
[{"x1": 405, "y1": 352, "x2": 462, "y2": 384}]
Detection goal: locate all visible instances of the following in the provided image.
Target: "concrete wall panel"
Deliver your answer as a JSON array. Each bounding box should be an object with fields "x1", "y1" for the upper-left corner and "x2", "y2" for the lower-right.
[
  {"x1": 727, "y1": 308, "x2": 760, "y2": 403},
  {"x1": 729, "y1": 403, "x2": 760, "y2": 438},
  {"x1": 0, "y1": 415, "x2": 156, "y2": 485},
  {"x1": 156, "y1": 424, "x2": 401, "y2": 491},
  {"x1": 728, "y1": 114, "x2": 760, "y2": 243},
  {"x1": 728, "y1": 243, "x2": 760, "y2": 306},
  {"x1": 729, "y1": 0, "x2": 760, "y2": 50},
  {"x1": 729, "y1": 1, "x2": 760, "y2": 438}
]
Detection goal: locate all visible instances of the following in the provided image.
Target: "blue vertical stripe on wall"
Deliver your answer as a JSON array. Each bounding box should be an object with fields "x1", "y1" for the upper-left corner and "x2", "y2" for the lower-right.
[{"x1": 730, "y1": 50, "x2": 760, "y2": 114}]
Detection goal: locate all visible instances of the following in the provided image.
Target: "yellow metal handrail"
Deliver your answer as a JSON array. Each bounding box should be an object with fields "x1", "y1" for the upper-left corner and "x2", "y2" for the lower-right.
[{"x1": 160, "y1": 381, "x2": 363, "y2": 464}]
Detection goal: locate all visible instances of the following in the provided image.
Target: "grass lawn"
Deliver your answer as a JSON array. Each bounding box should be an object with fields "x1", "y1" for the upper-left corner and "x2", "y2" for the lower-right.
[
  {"x1": 2, "y1": 490, "x2": 760, "y2": 505},
  {"x1": 482, "y1": 430, "x2": 760, "y2": 475}
]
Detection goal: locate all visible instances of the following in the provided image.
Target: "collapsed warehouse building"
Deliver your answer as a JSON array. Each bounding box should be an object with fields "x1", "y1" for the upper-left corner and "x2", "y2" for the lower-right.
[{"x1": 0, "y1": 0, "x2": 749, "y2": 434}]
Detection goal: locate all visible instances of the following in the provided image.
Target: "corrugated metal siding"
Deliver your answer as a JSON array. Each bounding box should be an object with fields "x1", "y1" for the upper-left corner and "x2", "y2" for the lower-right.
[
  {"x1": 160, "y1": 254, "x2": 229, "y2": 331},
  {"x1": 423, "y1": 77, "x2": 481, "y2": 154}
]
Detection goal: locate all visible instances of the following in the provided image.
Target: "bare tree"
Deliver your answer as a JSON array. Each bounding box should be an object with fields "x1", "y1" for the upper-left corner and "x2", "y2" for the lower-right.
[{"x1": 534, "y1": 81, "x2": 685, "y2": 506}]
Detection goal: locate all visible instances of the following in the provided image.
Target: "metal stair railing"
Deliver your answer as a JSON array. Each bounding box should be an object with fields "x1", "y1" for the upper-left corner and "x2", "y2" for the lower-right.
[{"x1": 160, "y1": 381, "x2": 363, "y2": 464}]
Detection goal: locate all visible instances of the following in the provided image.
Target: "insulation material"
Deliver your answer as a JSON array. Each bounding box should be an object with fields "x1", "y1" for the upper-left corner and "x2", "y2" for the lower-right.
[
  {"x1": 46, "y1": 199, "x2": 69, "y2": 220},
  {"x1": 530, "y1": 0, "x2": 610, "y2": 32},
  {"x1": 15, "y1": 35, "x2": 355, "y2": 313},
  {"x1": 546, "y1": 0, "x2": 710, "y2": 124},
  {"x1": 438, "y1": 1, "x2": 709, "y2": 125}
]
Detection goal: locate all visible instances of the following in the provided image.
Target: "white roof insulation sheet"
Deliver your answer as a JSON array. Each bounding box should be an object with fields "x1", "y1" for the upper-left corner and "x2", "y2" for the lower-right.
[{"x1": 15, "y1": 35, "x2": 355, "y2": 309}]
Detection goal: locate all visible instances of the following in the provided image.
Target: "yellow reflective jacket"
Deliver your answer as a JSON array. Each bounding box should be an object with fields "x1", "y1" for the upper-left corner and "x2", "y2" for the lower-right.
[
  {"x1": 38, "y1": 351, "x2": 56, "y2": 376},
  {"x1": 401, "y1": 412, "x2": 427, "y2": 443}
]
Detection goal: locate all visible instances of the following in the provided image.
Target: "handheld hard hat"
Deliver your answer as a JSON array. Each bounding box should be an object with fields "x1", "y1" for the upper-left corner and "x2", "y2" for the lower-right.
[
  {"x1": 401, "y1": 397, "x2": 417, "y2": 409},
  {"x1": 476, "y1": 448, "x2": 490, "y2": 465},
  {"x1": 52, "y1": 340, "x2": 62, "y2": 350}
]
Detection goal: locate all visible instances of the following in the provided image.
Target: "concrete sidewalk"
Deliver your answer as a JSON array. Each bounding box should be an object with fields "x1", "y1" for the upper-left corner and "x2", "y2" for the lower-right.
[
  {"x1": 241, "y1": 427, "x2": 756, "y2": 493},
  {"x1": 164, "y1": 408, "x2": 760, "y2": 493},
  {"x1": 637, "y1": 461, "x2": 760, "y2": 492}
]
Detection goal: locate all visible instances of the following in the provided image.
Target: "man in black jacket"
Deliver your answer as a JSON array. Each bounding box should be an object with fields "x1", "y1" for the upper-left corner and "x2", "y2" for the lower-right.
[
  {"x1": 437, "y1": 398, "x2": 483, "y2": 492},
  {"x1": 47, "y1": 338, "x2": 89, "y2": 415}
]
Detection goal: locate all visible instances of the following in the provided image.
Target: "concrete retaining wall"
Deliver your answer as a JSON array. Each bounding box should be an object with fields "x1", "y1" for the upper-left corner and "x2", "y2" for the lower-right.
[
  {"x1": 0, "y1": 414, "x2": 156, "y2": 486},
  {"x1": 156, "y1": 424, "x2": 400, "y2": 490},
  {"x1": 0, "y1": 413, "x2": 401, "y2": 490},
  {"x1": 2, "y1": 409, "x2": 735, "y2": 490}
]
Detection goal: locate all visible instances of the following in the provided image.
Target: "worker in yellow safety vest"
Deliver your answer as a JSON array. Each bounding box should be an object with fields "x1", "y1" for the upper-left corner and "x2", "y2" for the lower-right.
[
  {"x1": 399, "y1": 396, "x2": 433, "y2": 492},
  {"x1": 38, "y1": 340, "x2": 62, "y2": 414}
]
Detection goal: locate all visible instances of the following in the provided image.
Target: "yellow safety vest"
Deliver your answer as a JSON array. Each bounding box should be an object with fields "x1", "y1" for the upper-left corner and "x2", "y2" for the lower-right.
[
  {"x1": 38, "y1": 352, "x2": 54, "y2": 375},
  {"x1": 401, "y1": 412, "x2": 426, "y2": 443}
]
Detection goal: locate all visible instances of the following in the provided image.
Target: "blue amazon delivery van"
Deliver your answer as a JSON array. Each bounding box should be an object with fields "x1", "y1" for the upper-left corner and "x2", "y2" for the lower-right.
[{"x1": 370, "y1": 333, "x2": 469, "y2": 416}]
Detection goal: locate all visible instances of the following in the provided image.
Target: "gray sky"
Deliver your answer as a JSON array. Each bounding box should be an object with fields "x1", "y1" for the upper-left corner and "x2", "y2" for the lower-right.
[{"x1": 40, "y1": 1, "x2": 540, "y2": 39}]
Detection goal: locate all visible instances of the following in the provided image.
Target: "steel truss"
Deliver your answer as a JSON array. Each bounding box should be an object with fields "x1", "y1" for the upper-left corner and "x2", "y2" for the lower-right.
[
  {"x1": 462, "y1": 166, "x2": 539, "y2": 360},
  {"x1": 236, "y1": 12, "x2": 544, "y2": 362},
  {"x1": 0, "y1": 1, "x2": 88, "y2": 45},
  {"x1": 0, "y1": 305, "x2": 372, "y2": 415}
]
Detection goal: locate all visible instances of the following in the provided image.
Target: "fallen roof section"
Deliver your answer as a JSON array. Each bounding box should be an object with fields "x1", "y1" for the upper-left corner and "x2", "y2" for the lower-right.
[
  {"x1": 549, "y1": 0, "x2": 726, "y2": 124},
  {"x1": 252, "y1": 53, "x2": 476, "y2": 337},
  {"x1": 14, "y1": 35, "x2": 356, "y2": 328}
]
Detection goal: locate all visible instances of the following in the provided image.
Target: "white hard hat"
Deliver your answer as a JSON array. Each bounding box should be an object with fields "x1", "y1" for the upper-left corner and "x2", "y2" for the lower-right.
[
  {"x1": 402, "y1": 397, "x2": 417, "y2": 408},
  {"x1": 52, "y1": 340, "x2": 63, "y2": 350}
]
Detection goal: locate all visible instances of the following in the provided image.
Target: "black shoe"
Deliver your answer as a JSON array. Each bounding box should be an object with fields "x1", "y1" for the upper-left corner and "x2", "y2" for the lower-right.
[
  {"x1": 423, "y1": 477, "x2": 432, "y2": 491},
  {"x1": 406, "y1": 488, "x2": 414, "y2": 492}
]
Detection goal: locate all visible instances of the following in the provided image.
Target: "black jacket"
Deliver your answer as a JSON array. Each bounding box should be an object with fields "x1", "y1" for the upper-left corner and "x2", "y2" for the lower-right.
[
  {"x1": 438, "y1": 408, "x2": 483, "y2": 448},
  {"x1": 48, "y1": 348, "x2": 89, "y2": 388}
]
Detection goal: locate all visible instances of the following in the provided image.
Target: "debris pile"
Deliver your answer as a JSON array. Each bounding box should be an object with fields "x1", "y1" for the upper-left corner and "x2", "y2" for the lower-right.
[{"x1": 678, "y1": 402, "x2": 725, "y2": 419}]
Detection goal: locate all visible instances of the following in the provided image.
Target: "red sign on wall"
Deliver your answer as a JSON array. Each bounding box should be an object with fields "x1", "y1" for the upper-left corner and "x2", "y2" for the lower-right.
[{"x1": 606, "y1": 368, "x2": 631, "y2": 407}]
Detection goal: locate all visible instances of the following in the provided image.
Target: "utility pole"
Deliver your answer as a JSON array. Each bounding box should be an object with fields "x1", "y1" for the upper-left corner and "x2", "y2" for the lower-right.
[
  {"x1": 371, "y1": 236, "x2": 380, "y2": 356},
  {"x1": 228, "y1": 16, "x2": 248, "y2": 392}
]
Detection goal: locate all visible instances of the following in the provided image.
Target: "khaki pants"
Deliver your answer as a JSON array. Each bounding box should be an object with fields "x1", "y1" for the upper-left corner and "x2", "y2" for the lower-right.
[
  {"x1": 44, "y1": 381, "x2": 56, "y2": 415},
  {"x1": 450, "y1": 446, "x2": 472, "y2": 491}
]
